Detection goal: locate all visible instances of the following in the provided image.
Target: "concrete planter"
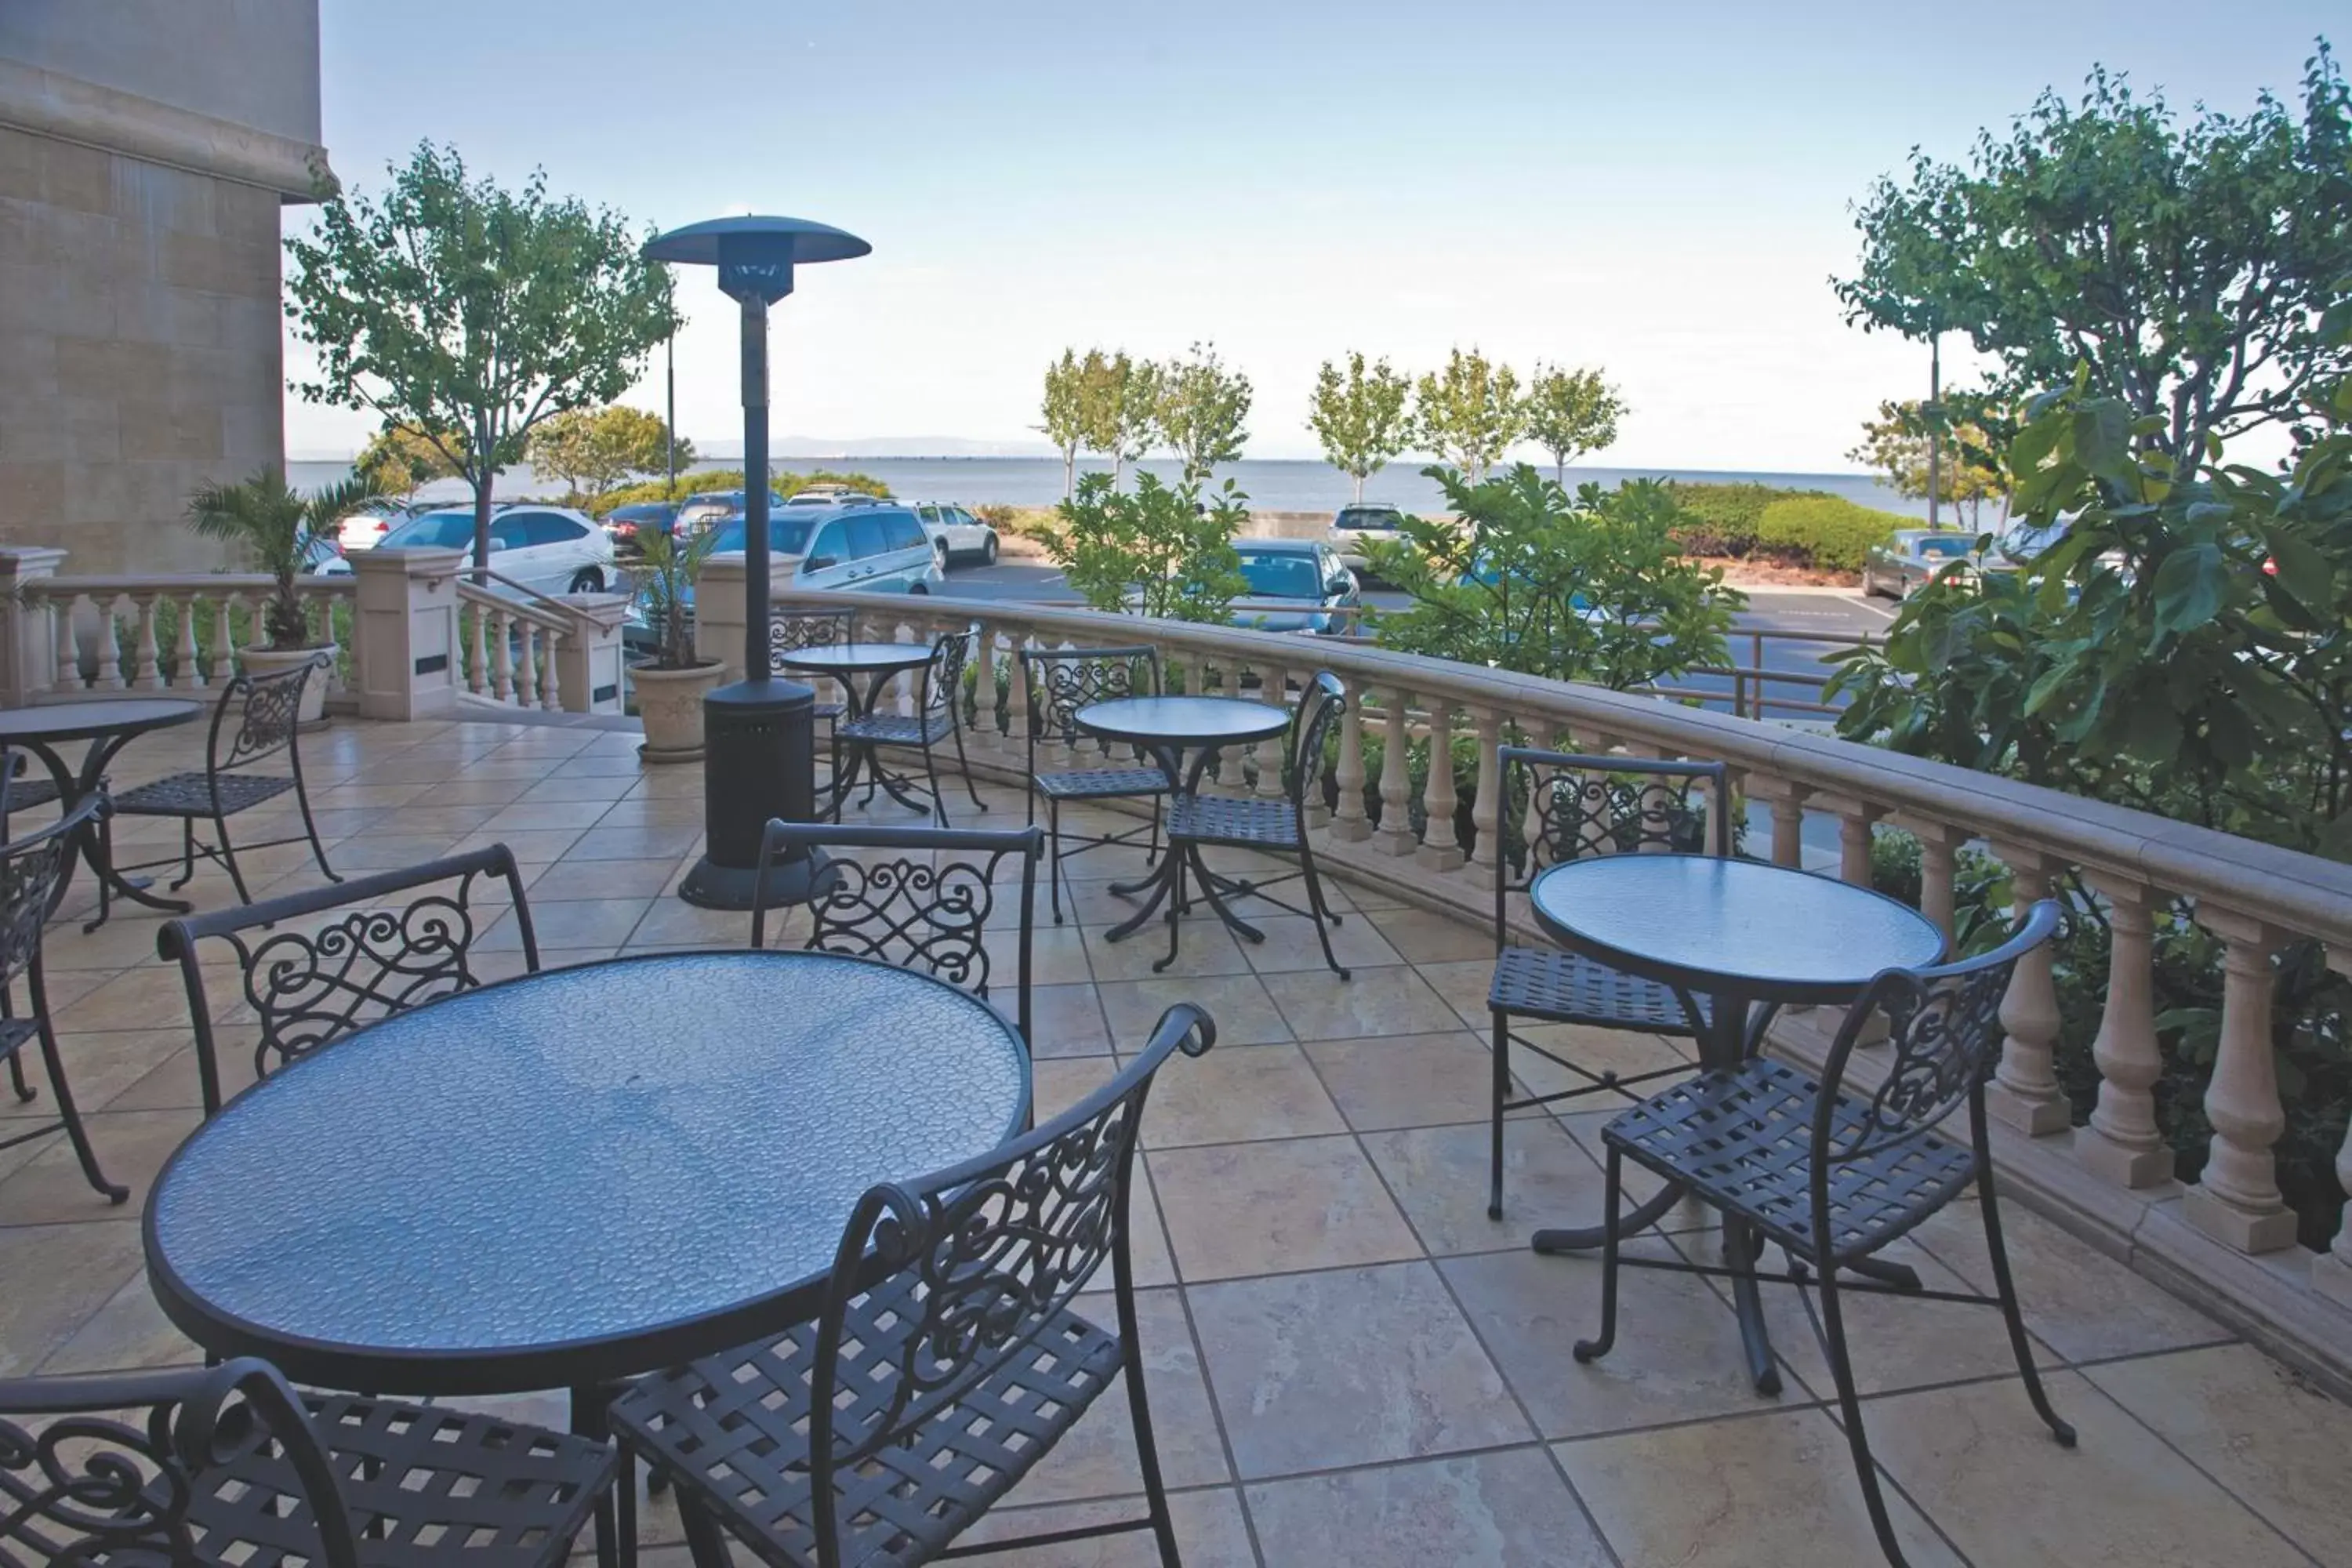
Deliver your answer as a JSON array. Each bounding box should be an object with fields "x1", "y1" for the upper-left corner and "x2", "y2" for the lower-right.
[
  {"x1": 632, "y1": 659, "x2": 724, "y2": 763},
  {"x1": 238, "y1": 644, "x2": 335, "y2": 727}
]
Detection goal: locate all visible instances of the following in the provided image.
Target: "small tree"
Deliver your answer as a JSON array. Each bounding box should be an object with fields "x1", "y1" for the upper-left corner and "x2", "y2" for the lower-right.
[
  {"x1": 354, "y1": 423, "x2": 463, "y2": 500},
  {"x1": 1307, "y1": 351, "x2": 1413, "y2": 503},
  {"x1": 1037, "y1": 349, "x2": 1087, "y2": 499},
  {"x1": 1846, "y1": 397, "x2": 2013, "y2": 528},
  {"x1": 1038, "y1": 471, "x2": 1247, "y2": 622},
  {"x1": 1152, "y1": 341, "x2": 1252, "y2": 483},
  {"x1": 1522, "y1": 364, "x2": 1626, "y2": 486},
  {"x1": 1366, "y1": 465, "x2": 1741, "y2": 690},
  {"x1": 1412, "y1": 348, "x2": 1525, "y2": 485},
  {"x1": 526, "y1": 405, "x2": 691, "y2": 503},
  {"x1": 1075, "y1": 350, "x2": 1156, "y2": 490},
  {"x1": 185, "y1": 466, "x2": 389, "y2": 649},
  {"x1": 285, "y1": 143, "x2": 680, "y2": 578},
  {"x1": 633, "y1": 521, "x2": 721, "y2": 670}
]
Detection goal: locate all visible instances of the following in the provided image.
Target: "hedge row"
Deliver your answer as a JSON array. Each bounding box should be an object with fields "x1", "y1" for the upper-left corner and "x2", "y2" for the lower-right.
[
  {"x1": 1664, "y1": 481, "x2": 1905, "y2": 574},
  {"x1": 585, "y1": 468, "x2": 890, "y2": 517}
]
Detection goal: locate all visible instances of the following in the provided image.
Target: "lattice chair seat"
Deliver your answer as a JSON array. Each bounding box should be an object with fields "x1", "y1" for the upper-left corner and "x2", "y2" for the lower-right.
[
  {"x1": 110, "y1": 770, "x2": 297, "y2": 817},
  {"x1": 1489, "y1": 944, "x2": 1708, "y2": 1033},
  {"x1": 4, "y1": 777, "x2": 58, "y2": 812},
  {"x1": 1166, "y1": 792, "x2": 1300, "y2": 849},
  {"x1": 1033, "y1": 764, "x2": 1170, "y2": 802},
  {"x1": 1602, "y1": 1056, "x2": 1975, "y2": 1265},
  {"x1": 837, "y1": 711, "x2": 955, "y2": 748},
  {"x1": 813, "y1": 699, "x2": 848, "y2": 722},
  {"x1": 614, "y1": 1282, "x2": 1123, "y2": 1568}
]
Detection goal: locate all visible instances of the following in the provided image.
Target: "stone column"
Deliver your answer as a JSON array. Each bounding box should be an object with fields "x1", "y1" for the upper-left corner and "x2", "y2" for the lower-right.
[
  {"x1": 2183, "y1": 906, "x2": 2297, "y2": 1254},
  {"x1": 348, "y1": 547, "x2": 463, "y2": 721},
  {"x1": 554, "y1": 593, "x2": 633, "y2": 715},
  {"x1": 0, "y1": 546, "x2": 65, "y2": 705},
  {"x1": 2075, "y1": 873, "x2": 2173, "y2": 1189},
  {"x1": 1984, "y1": 844, "x2": 2073, "y2": 1136},
  {"x1": 694, "y1": 557, "x2": 749, "y2": 683}
]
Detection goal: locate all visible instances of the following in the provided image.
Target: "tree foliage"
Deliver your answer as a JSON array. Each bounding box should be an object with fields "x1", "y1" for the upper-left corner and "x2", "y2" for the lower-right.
[
  {"x1": 184, "y1": 466, "x2": 388, "y2": 649},
  {"x1": 525, "y1": 405, "x2": 690, "y2": 502},
  {"x1": 1522, "y1": 365, "x2": 1625, "y2": 485},
  {"x1": 1412, "y1": 349, "x2": 1525, "y2": 484},
  {"x1": 1151, "y1": 341, "x2": 1252, "y2": 483},
  {"x1": 1837, "y1": 48, "x2": 2352, "y2": 465},
  {"x1": 1074, "y1": 350, "x2": 1161, "y2": 489},
  {"x1": 588, "y1": 466, "x2": 888, "y2": 517},
  {"x1": 355, "y1": 423, "x2": 464, "y2": 499},
  {"x1": 1847, "y1": 396, "x2": 2013, "y2": 528},
  {"x1": 284, "y1": 143, "x2": 679, "y2": 574},
  {"x1": 1038, "y1": 349, "x2": 1088, "y2": 499},
  {"x1": 1307, "y1": 351, "x2": 1414, "y2": 503},
  {"x1": 1366, "y1": 465, "x2": 1741, "y2": 690},
  {"x1": 1037, "y1": 471, "x2": 1247, "y2": 622}
]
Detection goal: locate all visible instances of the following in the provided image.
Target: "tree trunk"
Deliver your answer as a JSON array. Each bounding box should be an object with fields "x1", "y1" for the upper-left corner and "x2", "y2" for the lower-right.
[
  {"x1": 1112, "y1": 453, "x2": 1125, "y2": 492},
  {"x1": 1352, "y1": 470, "x2": 1365, "y2": 505},
  {"x1": 471, "y1": 473, "x2": 494, "y2": 585},
  {"x1": 1555, "y1": 453, "x2": 1568, "y2": 487},
  {"x1": 1063, "y1": 445, "x2": 1076, "y2": 501}
]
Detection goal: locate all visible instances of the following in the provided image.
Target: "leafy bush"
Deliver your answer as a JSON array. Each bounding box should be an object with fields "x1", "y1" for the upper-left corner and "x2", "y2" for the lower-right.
[
  {"x1": 975, "y1": 503, "x2": 1016, "y2": 529},
  {"x1": 1037, "y1": 472, "x2": 1247, "y2": 622},
  {"x1": 586, "y1": 468, "x2": 889, "y2": 517},
  {"x1": 1661, "y1": 481, "x2": 1825, "y2": 556},
  {"x1": 1754, "y1": 495, "x2": 1905, "y2": 572}
]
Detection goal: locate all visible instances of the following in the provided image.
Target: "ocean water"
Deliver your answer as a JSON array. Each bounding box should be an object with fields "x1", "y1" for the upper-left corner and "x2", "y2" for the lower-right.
[{"x1": 288, "y1": 455, "x2": 1937, "y2": 521}]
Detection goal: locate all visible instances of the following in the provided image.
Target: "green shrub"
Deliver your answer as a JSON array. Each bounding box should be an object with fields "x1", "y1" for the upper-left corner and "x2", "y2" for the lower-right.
[
  {"x1": 1754, "y1": 495, "x2": 1906, "y2": 572},
  {"x1": 1662, "y1": 481, "x2": 1826, "y2": 556},
  {"x1": 586, "y1": 468, "x2": 890, "y2": 517}
]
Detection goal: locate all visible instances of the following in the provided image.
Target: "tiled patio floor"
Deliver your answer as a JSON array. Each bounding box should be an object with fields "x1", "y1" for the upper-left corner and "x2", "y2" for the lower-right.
[{"x1": 5, "y1": 717, "x2": 2350, "y2": 1566}]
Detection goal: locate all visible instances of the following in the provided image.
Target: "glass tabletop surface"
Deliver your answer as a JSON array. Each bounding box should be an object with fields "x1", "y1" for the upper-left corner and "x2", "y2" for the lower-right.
[
  {"x1": 1530, "y1": 855, "x2": 1944, "y2": 994},
  {"x1": 1073, "y1": 695, "x2": 1290, "y2": 746},
  {"x1": 772, "y1": 641, "x2": 935, "y2": 671},
  {"x1": 147, "y1": 951, "x2": 1029, "y2": 1357},
  {"x1": 0, "y1": 699, "x2": 201, "y2": 742}
]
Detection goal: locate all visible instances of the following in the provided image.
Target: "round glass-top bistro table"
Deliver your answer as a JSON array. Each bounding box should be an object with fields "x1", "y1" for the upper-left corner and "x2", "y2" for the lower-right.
[
  {"x1": 0, "y1": 699, "x2": 201, "y2": 928},
  {"x1": 143, "y1": 949, "x2": 1029, "y2": 1567},
  {"x1": 1073, "y1": 695, "x2": 1291, "y2": 964},
  {"x1": 1526, "y1": 854, "x2": 1944, "y2": 1392},
  {"x1": 774, "y1": 641, "x2": 937, "y2": 815}
]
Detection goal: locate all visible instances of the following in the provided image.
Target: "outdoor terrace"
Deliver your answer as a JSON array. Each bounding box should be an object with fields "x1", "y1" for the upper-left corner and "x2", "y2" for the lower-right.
[{"x1": 2, "y1": 714, "x2": 2347, "y2": 1567}]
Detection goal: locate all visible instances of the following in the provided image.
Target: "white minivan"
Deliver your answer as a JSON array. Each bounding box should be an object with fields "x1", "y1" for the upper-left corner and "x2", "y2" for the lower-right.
[{"x1": 703, "y1": 503, "x2": 943, "y2": 593}]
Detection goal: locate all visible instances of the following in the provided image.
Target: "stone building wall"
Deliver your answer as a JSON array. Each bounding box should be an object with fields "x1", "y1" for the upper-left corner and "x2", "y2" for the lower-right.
[{"x1": 0, "y1": 2, "x2": 328, "y2": 574}]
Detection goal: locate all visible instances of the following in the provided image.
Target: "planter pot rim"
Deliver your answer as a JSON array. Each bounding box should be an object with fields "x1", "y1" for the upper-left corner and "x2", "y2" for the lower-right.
[{"x1": 631, "y1": 657, "x2": 723, "y2": 673}]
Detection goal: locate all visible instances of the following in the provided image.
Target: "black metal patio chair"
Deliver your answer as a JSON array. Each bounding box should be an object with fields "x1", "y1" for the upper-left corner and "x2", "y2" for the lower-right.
[
  {"x1": 0, "y1": 750, "x2": 59, "y2": 841},
  {"x1": 608, "y1": 1002, "x2": 1216, "y2": 1568},
  {"x1": 771, "y1": 606, "x2": 858, "y2": 746},
  {"x1": 832, "y1": 624, "x2": 985, "y2": 826},
  {"x1": 0, "y1": 790, "x2": 125, "y2": 1203},
  {"x1": 1020, "y1": 644, "x2": 1169, "y2": 924},
  {"x1": 101, "y1": 659, "x2": 336, "y2": 911},
  {"x1": 1485, "y1": 746, "x2": 1733, "y2": 1221},
  {"x1": 1162, "y1": 668, "x2": 1351, "y2": 978},
  {"x1": 0, "y1": 1356, "x2": 614, "y2": 1567},
  {"x1": 752, "y1": 820, "x2": 1041, "y2": 1047},
  {"x1": 157, "y1": 845, "x2": 539, "y2": 1115},
  {"x1": 1571, "y1": 901, "x2": 2070, "y2": 1568}
]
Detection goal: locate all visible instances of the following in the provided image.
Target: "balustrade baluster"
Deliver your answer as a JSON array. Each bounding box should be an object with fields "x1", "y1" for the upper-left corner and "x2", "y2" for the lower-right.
[
  {"x1": 1465, "y1": 707, "x2": 1502, "y2": 886},
  {"x1": 1417, "y1": 699, "x2": 1462, "y2": 870},
  {"x1": 50, "y1": 594, "x2": 82, "y2": 693},
  {"x1": 1254, "y1": 663, "x2": 1289, "y2": 800},
  {"x1": 1004, "y1": 624, "x2": 1032, "y2": 752},
  {"x1": 514, "y1": 623, "x2": 539, "y2": 707},
  {"x1": 1749, "y1": 776, "x2": 1808, "y2": 869},
  {"x1": 92, "y1": 594, "x2": 124, "y2": 689},
  {"x1": 246, "y1": 596, "x2": 265, "y2": 650},
  {"x1": 1984, "y1": 844, "x2": 2072, "y2": 1137},
  {"x1": 1374, "y1": 688, "x2": 1414, "y2": 857},
  {"x1": 466, "y1": 604, "x2": 489, "y2": 697},
  {"x1": 129, "y1": 593, "x2": 162, "y2": 689},
  {"x1": 489, "y1": 610, "x2": 514, "y2": 701},
  {"x1": 2183, "y1": 906, "x2": 2297, "y2": 1253},
  {"x1": 2314, "y1": 949, "x2": 2352, "y2": 1304},
  {"x1": 1328, "y1": 692, "x2": 1370, "y2": 843},
  {"x1": 2076, "y1": 873, "x2": 2171, "y2": 1189},
  {"x1": 173, "y1": 592, "x2": 204, "y2": 689},
  {"x1": 968, "y1": 619, "x2": 999, "y2": 751}
]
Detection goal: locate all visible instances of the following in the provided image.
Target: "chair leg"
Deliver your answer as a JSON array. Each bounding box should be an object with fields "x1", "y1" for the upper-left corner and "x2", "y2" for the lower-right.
[
  {"x1": 35, "y1": 1018, "x2": 126, "y2": 1204},
  {"x1": 1048, "y1": 797, "x2": 1066, "y2": 925},
  {"x1": 213, "y1": 812, "x2": 255, "y2": 906},
  {"x1": 1298, "y1": 852, "x2": 1350, "y2": 979},
  {"x1": 1158, "y1": 851, "x2": 1185, "y2": 973},
  {"x1": 1572, "y1": 1145, "x2": 1623, "y2": 1362},
  {"x1": 1489, "y1": 1012, "x2": 1509, "y2": 1221},
  {"x1": 921, "y1": 742, "x2": 947, "y2": 828},
  {"x1": 171, "y1": 817, "x2": 197, "y2": 891},
  {"x1": 1118, "y1": 1344, "x2": 1184, "y2": 1566},
  {"x1": 674, "y1": 1488, "x2": 735, "y2": 1567},
  {"x1": 952, "y1": 721, "x2": 985, "y2": 812},
  {"x1": 292, "y1": 771, "x2": 339, "y2": 884},
  {"x1": 6, "y1": 1048, "x2": 31, "y2": 1105},
  {"x1": 1145, "y1": 796, "x2": 1163, "y2": 868},
  {"x1": 1976, "y1": 1149, "x2": 2076, "y2": 1446},
  {"x1": 1816, "y1": 1258, "x2": 1911, "y2": 1566}
]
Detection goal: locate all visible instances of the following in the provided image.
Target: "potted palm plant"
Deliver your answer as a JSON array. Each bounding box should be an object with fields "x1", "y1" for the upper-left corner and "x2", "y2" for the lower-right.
[
  {"x1": 630, "y1": 523, "x2": 725, "y2": 762},
  {"x1": 184, "y1": 465, "x2": 390, "y2": 725}
]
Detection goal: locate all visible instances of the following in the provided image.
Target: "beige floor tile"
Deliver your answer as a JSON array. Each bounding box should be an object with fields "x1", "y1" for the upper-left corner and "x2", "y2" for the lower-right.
[
  {"x1": 623, "y1": 895, "x2": 753, "y2": 949},
  {"x1": 52, "y1": 965, "x2": 227, "y2": 1034},
  {"x1": 38, "y1": 1268, "x2": 201, "y2": 1374},
  {"x1": 1910, "y1": 1199, "x2": 2230, "y2": 1365},
  {"x1": 481, "y1": 800, "x2": 617, "y2": 833},
  {"x1": 1098, "y1": 974, "x2": 1290, "y2": 1048},
  {"x1": 1364, "y1": 1117, "x2": 1616, "y2": 1255},
  {"x1": 0, "y1": 1219, "x2": 147, "y2": 1374},
  {"x1": 345, "y1": 804, "x2": 505, "y2": 839},
  {"x1": 1031, "y1": 983, "x2": 1114, "y2": 1058},
  {"x1": 1082, "y1": 920, "x2": 1253, "y2": 982},
  {"x1": 1258, "y1": 964, "x2": 1461, "y2": 1043},
  {"x1": 2, "y1": 1029, "x2": 191, "y2": 1119},
  {"x1": 1865, "y1": 1371, "x2": 2310, "y2": 1567},
  {"x1": 33, "y1": 910, "x2": 184, "y2": 971},
  {"x1": 1035, "y1": 1056, "x2": 1116, "y2": 1122},
  {"x1": 529, "y1": 857, "x2": 681, "y2": 902},
  {"x1": 1134, "y1": 1043, "x2": 1344, "y2": 1149},
  {"x1": 0, "y1": 1106, "x2": 200, "y2": 1221},
  {"x1": 983, "y1": 924, "x2": 1091, "y2": 987},
  {"x1": 481, "y1": 898, "x2": 653, "y2": 950},
  {"x1": 1555, "y1": 1406, "x2": 1963, "y2": 1567},
  {"x1": 1507, "y1": 1022, "x2": 1694, "y2": 1103},
  {"x1": 1150, "y1": 1135, "x2": 1420, "y2": 1282},
  {"x1": 1236, "y1": 912, "x2": 1402, "y2": 975},
  {"x1": 1005, "y1": 1290, "x2": 1229, "y2": 1504},
  {"x1": 1439, "y1": 1238, "x2": 1798, "y2": 1439},
  {"x1": 454, "y1": 828, "x2": 586, "y2": 861},
  {"x1": 1364, "y1": 906, "x2": 1495, "y2": 963},
  {"x1": 1188, "y1": 1260, "x2": 1531, "y2": 1478},
  {"x1": 1247, "y1": 1448, "x2": 1610, "y2": 1567},
  {"x1": 2087, "y1": 1343, "x2": 2352, "y2": 1566},
  {"x1": 1304, "y1": 1030, "x2": 1496, "y2": 1131},
  {"x1": 1414, "y1": 956, "x2": 1497, "y2": 1025},
  {"x1": 954, "y1": 1486, "x2": 1256, "y2": 1566},
  {"x1": 565, "y1": 822, "x2": 702, "y2": 860},
  {"x1": 515, "y1": 771, "x2": 639, "y2": 803},
  {"x1": 327, "y1": 832, "x2": 481, "y2": 873}
]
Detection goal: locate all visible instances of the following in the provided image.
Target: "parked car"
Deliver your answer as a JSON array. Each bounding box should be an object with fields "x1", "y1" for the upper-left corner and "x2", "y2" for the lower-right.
[
  {"x1": 622, "y1": 503, "x2": 942, "y2": 654},
  {"x1": 318, "y1": 505, "x2": 615, "y2": 597},
  {"x1": 334, "y1": 498, "x2": 445, "y2": 554},
  {"x1": 910, "y1": 503, "x2": 1000, "y2": 569},
  {"x1": 602, "y1": 500, "x2": 680, "y2": 561},
  {"x1": 1327, "y1": 503, "x2": 1407, "y2": 574},
  {"x1": 1225, "y1": 538, "x2": 1361, "y2": 636},
  {"x1": 673, "y1": 490, "x2": 786, "y2": 539},
  {"x1": 296, "y1": 528, "x2": 340, "y2": 575},
  {"x1": 1861, "y1": 529, "x2": 1997, "y2": 599}
]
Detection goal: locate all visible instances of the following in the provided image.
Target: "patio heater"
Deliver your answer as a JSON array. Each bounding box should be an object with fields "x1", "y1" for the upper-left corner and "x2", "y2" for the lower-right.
[{"x1": 643, "y1": 215, "x2": 873, "y2": 909}]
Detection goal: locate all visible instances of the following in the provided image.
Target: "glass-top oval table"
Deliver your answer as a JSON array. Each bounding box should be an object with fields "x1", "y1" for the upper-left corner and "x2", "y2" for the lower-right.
[
  {"x1": 1526, "y1": 854, "x2": 1945, "y2": 1392},
  {"x1": 1073, "y1": 695, "x2": 1293, "y2": 968}
]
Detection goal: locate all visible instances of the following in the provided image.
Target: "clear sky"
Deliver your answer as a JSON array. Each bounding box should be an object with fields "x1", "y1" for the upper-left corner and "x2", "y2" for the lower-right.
[{"x1": 289, "y1": 0, "x2": 2339, "y2": 471}]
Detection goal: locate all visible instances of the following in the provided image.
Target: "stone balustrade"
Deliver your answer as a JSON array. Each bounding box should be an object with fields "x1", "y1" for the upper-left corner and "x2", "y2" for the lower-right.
[
  {"x1": 9, "y1": 568, "x2": 359, "y2": 706},
  {"x1": 700, "y1": 575, "x2": 2352, "y2": 1392}
]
